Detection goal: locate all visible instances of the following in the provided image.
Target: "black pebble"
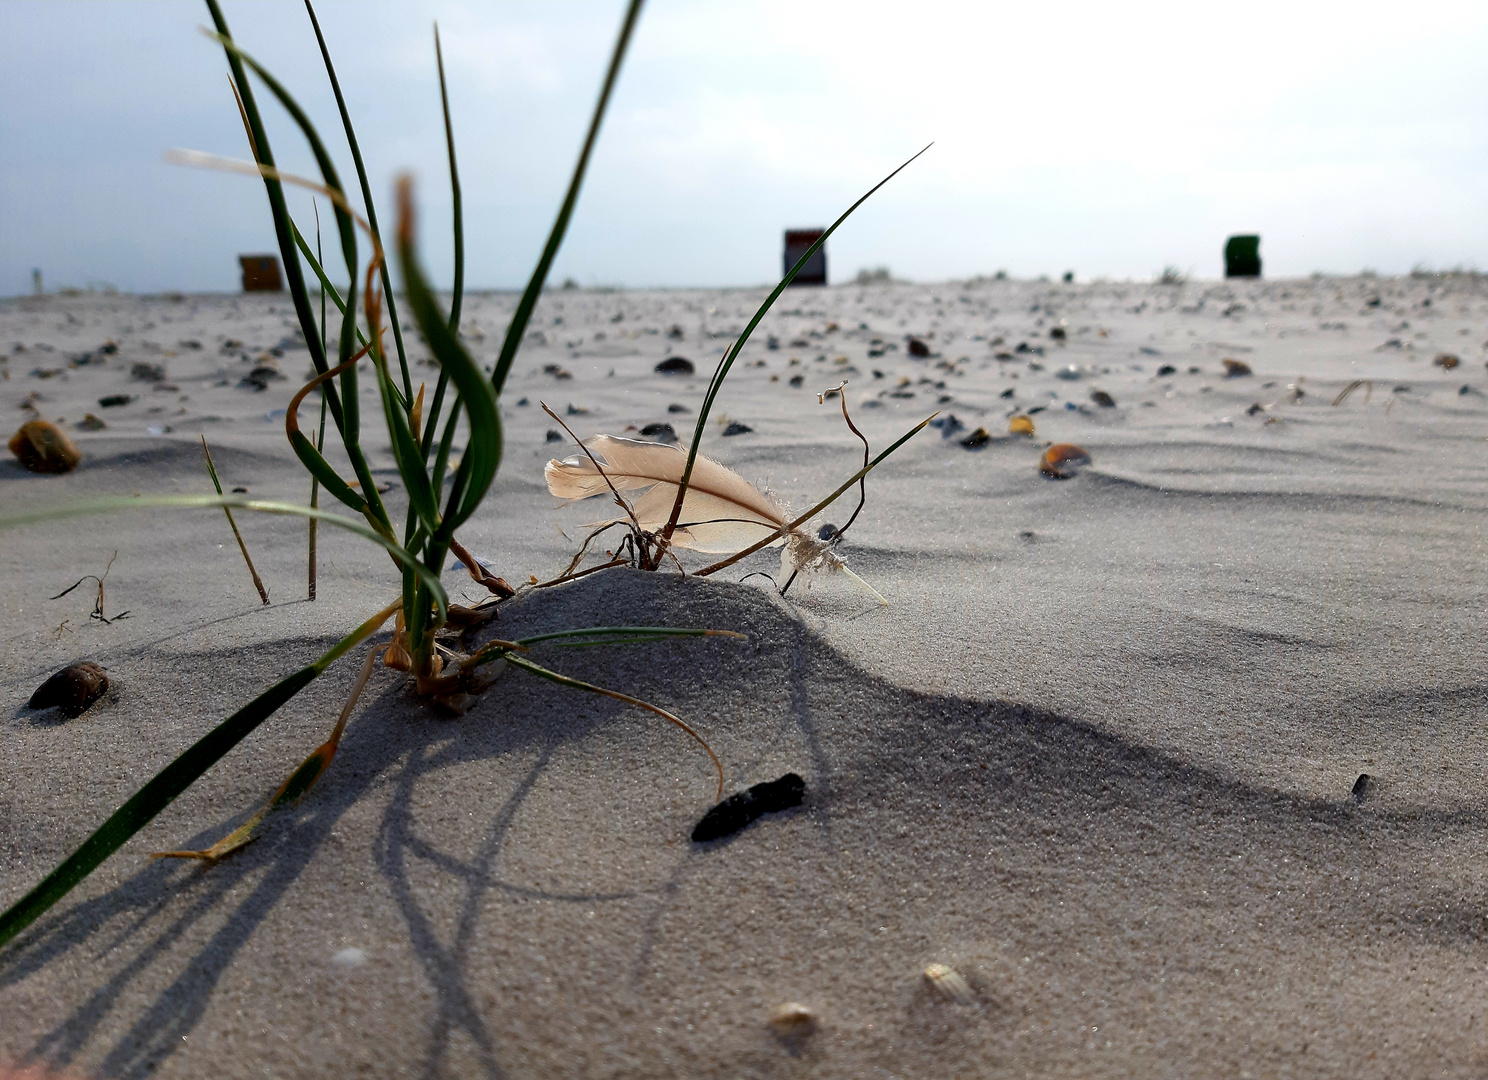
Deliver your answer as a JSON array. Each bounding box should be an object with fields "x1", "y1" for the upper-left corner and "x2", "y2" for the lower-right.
[
  {"x1": 516, "y1": 397, "x2": 529, "y2": 406},
  {"x1": 667, "y1": 402, "x2": 690, "y2": 413},
  {"x1": 1091, "y1": 390, "x2": 1116, "y2": 408},
  {"x1": 722, "y1": 421, "x2": 753, "y2": 436},
  {"x1": 999, "y1": 387, "x2": 1015, "y2": 398},
  {"x1": 655, "y1": 356, "x2": 695, "y2": 375},
  {"x1": 907, "y1": 337, "x2": 931, "y2": 358},
  {"x1": 1050, "y1": 326, "x2": 1067, "y2": 340},
  {"x1": 817, "y1": 523, "x2": 838, "y2": 541},
  {"x1": 639, "y1": 422, "x2": 678, "y2": 442},
  {"x1": 1156, "y1": 364, "x2": 1176, "y2": 377},
  {"x1": 98, "y1": 394, "x2": 134, "y2": 407},
  {"x1": 29, "y1": 661, "x2": 109, "y2": 718},
  {"x1": 1351, "y1": 773, "x2": 1373, "y2": 803},
  {"x1": 692, "y1": 773, "x2": 805, "y2": 842},
  {"x1": 545, "y1": 429, "x2": 564, "y2": 442},
  {"x1": 788, "y1": 374, "x2": 804, "y2": 387},
  {"x1": 960, "y1": 427, "x2": 991, "y2": 448}
]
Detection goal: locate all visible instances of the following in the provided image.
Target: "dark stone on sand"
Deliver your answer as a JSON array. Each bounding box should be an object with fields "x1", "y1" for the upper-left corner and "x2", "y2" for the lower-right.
[
  {"x1": 655, "y1": 356, "x2": 695, "y2": 375},
  {"x1": 1222, "y1": 359, "x2": 1252, "y2": 378},
  {"x1": 1459, "y1": 385, "x2": 1477, "y2": 396},
  {"x1": 639, "y1": 422, "x2": 678, "y2": 442},
  {"x1": 516, "y1": 397, "x2": 529, "y2": 406},
  {"x1": 789, "y1": 374, "x2": 804, "y2": 387},
  {"x1": 1434, "y1": 353, "x2": 1460, "y2": 370},
  {"x1": 130, "y1": 362, "x2": 166, "y2": 382},
  {"x1": 999, "y1": 388, "x2": 1015, "y2": 398},
  {"x1": 29, "y1": 661, "x2": 108, "y2": 718},
  {"x1": 1156, "y1": 364, "x2": 1177, "y2": 377},
  {"x1": 543, "y1": 363, "x2": 573, "y2": 379},
  {"x1": 667, "y1": 324, "x2": 685, "y2": 340},
  {"x1": 1246, "y1": 402, "x2": 1266, "y2": 416},
  {"x1": 667, "y1": 402, "x2": 690, "y2": 413},
  {"x1": 545, "y1": 430, "x2": 564, "y2": 442},
  {"x1": 930, "y1": 414, "x2": 965, "y2": 438},
  {"x1": 817, "y1": 523, "x2": 838, "y2": 541},
  {"x1": 722, "y1": 422, "x2": 753, "y2": 436},
  {"x1": 960, "y1": 427, "x2": 991, "y2": 449},
  {"x1": 76, "y1": 413, "x2": 106, "y2": 431},
  {"x1": 98, "y1": 394, "x2": 134, "y2": 407},
  {"x1": 692, "y1": 773, "x2": 805, "y2": 842},
  {"x1": 1050, "y1": 326, "x2": 1067, "y2": 340},
  {"x1": 1091, "y1": 390, "x2": 1116, "y2": 408},
  {"x1": 1351, "y1": 773, "x2": 1373, "y2": 803},
  {"x1": 1188, "y1": 366, "x2": 1202, "y2": 374},
  {"x1": 906, "y1": 337, "x2": 931, "y2": 358}
]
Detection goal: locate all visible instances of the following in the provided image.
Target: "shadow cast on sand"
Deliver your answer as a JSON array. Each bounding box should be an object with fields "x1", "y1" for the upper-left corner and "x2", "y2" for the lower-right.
[{"x1": 3, "y1": 571, "x2": 1487, "y2": 1078}]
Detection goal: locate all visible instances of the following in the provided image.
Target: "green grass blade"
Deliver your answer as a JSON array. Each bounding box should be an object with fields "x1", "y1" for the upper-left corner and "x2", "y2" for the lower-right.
[
  {"x1": 204, "y1": 0, "x2": 335, "y2": 412},
  {"x1": 0, "y1": 601, "x2": 396, "y2": 953},
  {"x1": 371, "y1": 356, "x2": 441, "y2": 534},
  {"x1": 303, "y1": 0, "x2": 414, "y2": 405},
  {"x1": 288, "y1": 428, "x2": 367, "y2": 516},
  {"x1": 397, "y1": 181, "x2": 501, "y2": 541},
  {"x1": 0, "y1": 495, "x2": 445, "y2": 618},
  {"x1": 435, "y1": 24, "x2": 464, "y2": 334},
  {"x1": 660, "y1": 144, "x2": 932, "y2": 549},
  {"x1": 489, "y1": 0, "x2": 643, "y2": 397}
]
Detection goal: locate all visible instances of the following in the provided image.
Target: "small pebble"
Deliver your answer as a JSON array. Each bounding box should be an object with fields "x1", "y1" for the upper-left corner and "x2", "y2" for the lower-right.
[
  {"x1": 1221, "y1": 358, "x2": 1252, "y2": 377},
  {"x1": 1040, "y1": 442, "x2": 1092, "y2": 479},
  {"x1": 98, "y1": 394, "x2": 133, "y2": 407},
  {"x1": 999, "y1": 387, "x2": 1015, "y2": 399},
  {"x1": 667, "y1": 402, "x2": 690, "y2": 413},
  {"x1": 1090, "y1": 390, "x2": 1116, "y2": 407},
  {"x1": 545, "y1": 430, "x2": 564, "y2": 443},
  {"x1": 9, "y1": 420, "x2": 81, "y2": 474},
  {"x1": 817, "y1": 523, "x2": 838, "y2": 541},
  {"x1": 1156, "y1": 364, "x2": 1177, "y2": 376},
  {"x1": 542, "y1": 363, "x2": 573, "y2": 380},
  {"x1": 655, "y1": 356, "x2": 695, "y2": 375},
  {"x1": 923, "y1": 963, "x2": 973, "y2": 1003},
  {"x1": 130, "y1": 362, "x2": 167, "y2": 382},
  {"x1": 721, "y1": 421, "x2": 753, "y2": 436},
  {"x1": 692, "y1": 772, "x2": 805, "y2": 842},
  {"x1": 906, "y1": 337, "x2": 930, "y2": 358},
  {"x1": 1050, "y1": 326, "x2": 1067, "y2": 340},
  {"x1": 1008, "y1": 415, "x2": 1035, "y2": 436},
  {"x1": 1054, "y1": 365, "x2": 1082, "y2": 380},
  {"x1": 639, "y1": 422, "x2": 677, "y2": 442},
  {"x1": 768, "y1": 1002, "x2": 817, "y2": 1037},
  {"x1": 1434, "y1": 352, "x2": 1460, "y2": 370},
  {"x1": 29, "y1": 661, "x2": 109, "y2": 718},
  {"x1": 1352, "y1": 773, "x2": 1374, "y2": 803},
  {"x1": 930, "y1": 414, "x2": 965, "y2": 438},
  {"x1": 960, "y1": 426, "x2": 991, "y2": 448},
  {"x1": 76, "y1": 413, "x2": 107, "y2": 431}
]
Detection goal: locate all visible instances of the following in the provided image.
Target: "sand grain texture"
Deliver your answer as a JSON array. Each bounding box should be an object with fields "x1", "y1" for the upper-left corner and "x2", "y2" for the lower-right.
[{"x1": 3, "y1": 276, "x2": 1488, "y2": 1077}]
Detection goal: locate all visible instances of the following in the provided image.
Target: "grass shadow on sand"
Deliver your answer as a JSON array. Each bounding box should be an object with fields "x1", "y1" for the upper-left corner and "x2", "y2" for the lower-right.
[{"x1": 4, "y1": 572, "x2": 1488, "y2": 1077}]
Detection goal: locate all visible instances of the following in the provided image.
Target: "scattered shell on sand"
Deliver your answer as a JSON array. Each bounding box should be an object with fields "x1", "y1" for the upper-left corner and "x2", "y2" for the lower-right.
[
  {"x1": 29, "y1": 661, "x2": 109, "y2": 718},
  {"x1": 1221, "y1": 358, "x2": 1253, "y2": 377},
  {"x1": 9, "y1": 419, "x2": 82, "y2": 474},
  {"x1": 768, "y1": 1002, "x2": 817, "y2": 1036},
  {"x1": 1040, "y1": 442, "x2": 1092, "y2": 479},
  {"x1": 1008, "y1": 414, "x2": 1035, "y2": 436},
  {"x1": 923, "y1": 962, "x2": 973, "y2": 1003}
]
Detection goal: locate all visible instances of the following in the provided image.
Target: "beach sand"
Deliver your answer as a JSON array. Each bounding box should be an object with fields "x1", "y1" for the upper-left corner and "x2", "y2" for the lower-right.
[{"x1": 3, "y1": 275, "x2": 1488, "y2": 1077}]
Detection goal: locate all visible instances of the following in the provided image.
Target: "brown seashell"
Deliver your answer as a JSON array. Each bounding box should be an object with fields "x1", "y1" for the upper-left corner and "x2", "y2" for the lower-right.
[
  {"x1": 1008, "y1": 414, "x2": 1035, "y2": 436},
  {"x1": 29, "y1": 661, "x2": 109, "y2": 718},
  {"x1": 1040, "y1": 443, "x2": 1092, "y2": 479},
  {"x1": 1434, "y1": 352, "x2": 1460, "y2": 370},
  {"x1": 9, "y1": 420, "x2": 82, "y2": 474},
  {"x1": 923, "y1": 962, "x2": 973, "y2": 1003},
  {"x1": 768, "y1": 1002, "x2": 817, "y2": 1037},
  {"x1": 1221, "y1": 358, "x2": 1253, "y2": 378}
]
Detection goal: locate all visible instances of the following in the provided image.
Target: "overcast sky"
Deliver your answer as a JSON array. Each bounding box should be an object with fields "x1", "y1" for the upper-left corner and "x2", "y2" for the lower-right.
[{"x1": 3, "y1": 0, "x2": 1487, "y2": 296}]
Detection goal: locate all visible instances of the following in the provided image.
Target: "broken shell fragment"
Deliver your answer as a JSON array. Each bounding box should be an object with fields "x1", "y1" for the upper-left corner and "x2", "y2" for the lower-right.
[
  {"x1": 29, "y1": 661, "x2": 109, "y2": 718},
  {"x1": 1007, "y1": 414, "x2": 1035, "y2": 436},
  {"x1": 923, "y1": 962, "x2": 973, "y2": 1003},
  {"x1": 1039, "y1": 443, "x2": 1092, "y2": 479},
  {"x1": 768, "y1": 1002, "x2": 817, "y2": 1037},
  {"x1": 9, "y1": 420, "x2": 82, "y2": 474},
  {"x1": 1221, "y1": 358, "x2": 1253, "y2": 378}
]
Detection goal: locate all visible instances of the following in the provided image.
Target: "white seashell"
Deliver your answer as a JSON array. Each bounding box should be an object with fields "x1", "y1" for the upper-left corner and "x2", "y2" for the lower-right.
[
  {"x1": 768, "y1": 1001, "x2": 817, "y2": 1036},
  {"x1": 923, "y1": 962, "x2": 972, "y2": 1003}
]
